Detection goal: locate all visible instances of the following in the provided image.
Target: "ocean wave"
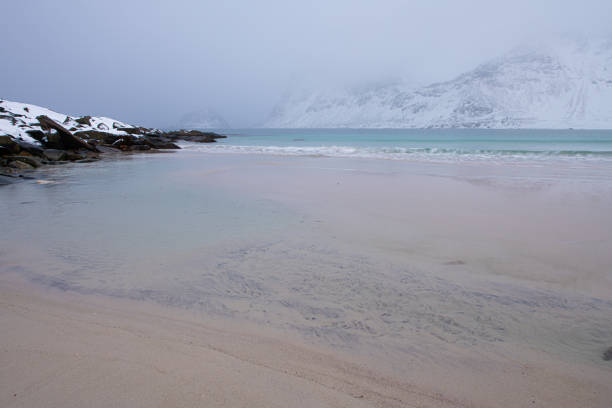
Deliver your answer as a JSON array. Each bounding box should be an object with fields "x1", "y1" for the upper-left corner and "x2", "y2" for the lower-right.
[{"x1": 179, "y1": 143, "x2": 612, "y2": 163}]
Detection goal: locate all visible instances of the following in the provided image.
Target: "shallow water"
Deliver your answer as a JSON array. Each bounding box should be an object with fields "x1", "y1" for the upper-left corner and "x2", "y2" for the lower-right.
[{"x1": 1, "y1": 141, "x2": 612, "y2": 376}]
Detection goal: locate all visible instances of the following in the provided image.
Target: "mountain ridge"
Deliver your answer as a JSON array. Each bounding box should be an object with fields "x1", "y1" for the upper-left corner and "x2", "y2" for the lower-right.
[{"x1": 265, "y1": 37, "x2": 612, "y2": 129}]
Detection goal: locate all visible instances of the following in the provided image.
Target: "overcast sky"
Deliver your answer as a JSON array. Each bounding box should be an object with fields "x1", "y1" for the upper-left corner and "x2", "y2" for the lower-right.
[{"x1": 2, "y1": 1, "x2": 611, "y2": 127}]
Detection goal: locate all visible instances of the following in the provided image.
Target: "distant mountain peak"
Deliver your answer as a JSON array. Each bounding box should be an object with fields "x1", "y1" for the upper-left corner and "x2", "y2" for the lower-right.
[
  {"x1": 178, "y1": 108, "x2": 230, "y2": 130},
  {"x1": 265, "y1": 36, "x2": 612, "y2": 129}
]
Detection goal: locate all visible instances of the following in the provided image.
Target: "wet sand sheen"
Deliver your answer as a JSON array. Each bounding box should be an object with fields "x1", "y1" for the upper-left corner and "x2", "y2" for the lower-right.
[
  {"x1": 1, "y1": 276, "x2": 610, "y2": 408},
  {"x1": 1, "y1": 151, "x2": 612, "y2": 406}
]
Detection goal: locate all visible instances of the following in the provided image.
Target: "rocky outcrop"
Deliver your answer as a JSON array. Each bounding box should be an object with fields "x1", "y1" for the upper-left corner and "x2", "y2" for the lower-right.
[
  {"x1": 37, "y1": 115, "x2": 98, "y2": 152},
  {"x1": 0, "y1": 100, "x2": 229, "y2": 178},
  {"x1": 161, "y1": 129, "x2": 227, "y2": 143}
]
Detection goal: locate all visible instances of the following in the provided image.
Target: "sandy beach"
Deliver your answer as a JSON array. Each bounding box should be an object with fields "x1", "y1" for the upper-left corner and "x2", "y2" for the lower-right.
[
  {"x1": 1, "y1": 273, "x2": 611, "y2": 408},
  {"x1": 0, "y1": 275, "x2": 462, "y2": 408},
  {"x1": 1, "y1": 151, "x2": 611, "y2": 407}
]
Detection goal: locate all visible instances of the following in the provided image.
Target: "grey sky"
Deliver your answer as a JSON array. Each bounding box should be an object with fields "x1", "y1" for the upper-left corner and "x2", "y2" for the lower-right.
[{"x1": 2, "y1": 1, "x2": 611, "y2": 127}]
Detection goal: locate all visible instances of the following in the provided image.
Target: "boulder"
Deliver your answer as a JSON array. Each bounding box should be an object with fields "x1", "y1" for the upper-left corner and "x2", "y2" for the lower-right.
[
  {"x1": 161, "y1": 129, "x2": 227, "y2": 143},
  {"x1": 25, "y1": 129, "x2": 46, "y2": 142},
  {"x1": 5, "y1": 155, "x2": 41, "y2": 168},
  {"x1": 75, "y1": 116, "x2": 92, "y2": 126},
  {"x1": 64, "y1": 150, "x2": 88, "y2": 161},
  {"x1": 44, "y1": 132, "x2": 64, "y2": 149},
  {"x1": 16, "y1": 141, "x2": 43, "y2": 156},
  {"x1": 0, "y1": 136, "x2": 21, "y2": 154},
  {"x1": 604, "y1": 347, "x2": 612, "y2": 361},
  {"x1": 8, "y1": 159, "x2": 34, "y2": 170},
  {"x1": 37, "y1": 115, "x2": 98, "y2": 152},
  {"x1": 43, "y1": 149, "x2": 67, "y2": 161},
  {"x1": 117, "y1": 127, "x2": 148, "y2": 135},
  {"x1": 73, "y1": 131, "x2": 135, "y2": 146},
  {"x1": 143, "y1": 136, "x2": 180, "y2": 149},
  {"x1": 129, "y1": 144, "x2": 151, "y2": 151},
  {"x1": 95, "y1": 145, "x2": 122, "y2": 154}
]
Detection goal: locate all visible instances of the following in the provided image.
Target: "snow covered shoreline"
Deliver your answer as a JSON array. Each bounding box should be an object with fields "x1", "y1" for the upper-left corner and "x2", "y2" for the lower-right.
[{"x1": 0, "y1": 99, "x2": 226, "y2": 179}]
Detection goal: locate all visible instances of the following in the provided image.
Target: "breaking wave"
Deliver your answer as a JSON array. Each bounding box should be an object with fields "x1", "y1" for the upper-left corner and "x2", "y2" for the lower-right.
[{"x1": 180, "y1": 143, "x2": 612, "y2": 163}]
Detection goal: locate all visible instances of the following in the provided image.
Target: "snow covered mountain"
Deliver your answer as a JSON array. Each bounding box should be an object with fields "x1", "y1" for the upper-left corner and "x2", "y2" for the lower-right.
[
  {"x1": 177, "y1": 109, "x2": 230, "y2": 130},
  {"x1": 266, "y1": 37, "x2": 612, "y2": 129}
]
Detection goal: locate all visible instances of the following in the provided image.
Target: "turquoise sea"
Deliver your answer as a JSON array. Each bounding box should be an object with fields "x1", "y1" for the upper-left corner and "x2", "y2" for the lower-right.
[{"x1": 191, "y1": 128, "x2": 612, "y2": 163}]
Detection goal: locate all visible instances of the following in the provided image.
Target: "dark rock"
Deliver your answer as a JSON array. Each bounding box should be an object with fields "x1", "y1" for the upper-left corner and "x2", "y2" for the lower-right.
[
  {"x1": 43, "y1": 149, "x2": 67, "y2": 161},
  {"x1": 143, "y1": 136, "x2": 180, "y2": 149},
  {"x1": 8, "y1": 159, "x2": 34, "y2": 170},
  {"x1": 44, "y1": 132, "x2": 64, "y2": 149},
  {"x1": 73, "y1": 131, "x2": 136, "y2": 146},
  {"x1": 15, "y1": 141, "x2": 43, "y2": 156},
  {"x1": 604, "y1": 347, "x2": 612, "y2": 361},
  {"x1": 116, "y1": 127, "x2": 149, "y2": 135},
  {"x1": 25, "y1": 129, "x2": 46, "y2": 142},
  {"x1": 64, "y1": 150, "x2": 88, "y2": 161},
  {"x1": 74, "y1": 130, "x2": 112, "y2": 142},
  {"x1": 76, "y1": 158, "x2": 100, "y2": 163},
  {"x1": 161, "y1": 129, "x2": 227, "y2": 143},
  {"x1": 5, "y1": 155, "x2": 41, "y2": 168},
  {"x1": 37, "y1": 115, "x2": 98, "y2": 152},
  {"x1": 97, "y1": 122, "x2": 109, "y2": 130},
  {"x1": 95, "y1": 145, "x2": 122, "y2": 154},
  {"x1": 0, "y1": 136, "x2": 21, "y2": 154},
  {"x1": 129, "y1": 144, "x2": 151, "y2": 151},
  {"x1": 75, "y1": 116, "x2": 92, "y2": 126}
]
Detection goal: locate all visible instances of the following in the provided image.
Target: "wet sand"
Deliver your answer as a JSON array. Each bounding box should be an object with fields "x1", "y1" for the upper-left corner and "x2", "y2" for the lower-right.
[
  {"x1": 2, "y1": 275, "x2": 611, "y2": 408},
  {"x1": 1, "y1": 152, "x2": 612, "y2": 406}
]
